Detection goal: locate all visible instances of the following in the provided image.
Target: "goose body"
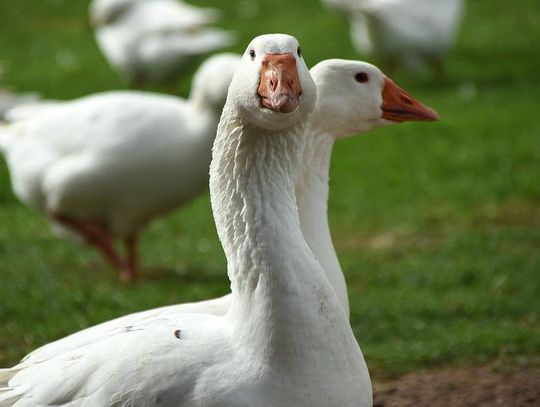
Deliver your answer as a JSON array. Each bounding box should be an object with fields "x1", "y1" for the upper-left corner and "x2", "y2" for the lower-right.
[
  {"x1": 0, "y1": 34, "x2": 372, "y2": 407},
  {"x1": 89, "y1": 0, "x2": 233, "y2": 84},
  {"x1": 0, "y1": 53, "x2": 241, "y2": 279},
  {"x1": 5, "y1": 60, "x2": 438, "y2": 375},
  {"x1": 324, "y1": 0, "x2": 464, "y2": 73}
]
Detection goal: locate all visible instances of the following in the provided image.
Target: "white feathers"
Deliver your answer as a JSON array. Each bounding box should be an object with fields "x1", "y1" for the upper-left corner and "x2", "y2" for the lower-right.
[
  {"x1": 0, "y1": 59, "x2": 393, "y2": 372},
  {"x1": 89, "y1": 0, "x2": 234, "y2": 84},
  {"x1": 0, "y1": 36, "x2": 375, "y2": 407},
  {"x1": 0, "y1": 57, "x2": 401, "y2": 406}
]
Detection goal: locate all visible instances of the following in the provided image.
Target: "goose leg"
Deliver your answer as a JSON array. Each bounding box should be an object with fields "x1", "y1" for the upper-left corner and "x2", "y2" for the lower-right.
[
  {"x1": 123, "y1": 233, "x2": 139, "y2": 281},
  {"x1": 48, "y1": 211, "x2": 131, "y2": 280}
]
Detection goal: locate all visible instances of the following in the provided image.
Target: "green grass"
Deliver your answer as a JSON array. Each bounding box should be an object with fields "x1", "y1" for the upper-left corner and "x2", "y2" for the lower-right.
[{"x1": 0, "y1": 0, "x2": 539, "y2": 377}]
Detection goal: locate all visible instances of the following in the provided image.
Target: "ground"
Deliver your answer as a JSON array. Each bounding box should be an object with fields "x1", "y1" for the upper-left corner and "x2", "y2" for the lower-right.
[{"x1": 374, "y1": 365, "x2": 540, "y2": 407}]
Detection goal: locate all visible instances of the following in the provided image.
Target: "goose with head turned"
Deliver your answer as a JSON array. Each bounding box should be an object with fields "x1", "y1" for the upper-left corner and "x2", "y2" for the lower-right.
[
  {"x1": 8, "y1": 59, "x2": 438, "y2": 370},
  {"x1": 0, "y1": 53, "x2": 241, "y2": 281},
  {"x1": 89, "y1": 0, "x2": 234, "y2": 86},
  {"x1": 296, "y1": 58, "x2": 438, "y2": 313},
  {"x1": 0, "y1": 34, "x2": 373, "y2": 407}
]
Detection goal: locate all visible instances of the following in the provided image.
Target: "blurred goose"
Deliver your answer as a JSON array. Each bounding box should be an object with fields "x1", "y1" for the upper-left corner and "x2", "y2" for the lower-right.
[
  {"x1": 9, "y1": 60, "x2": 438, "y2": 370},
  {"x1": 323, "y1": 0, "x2": 464, "y2": 74},
  {"x1": 0, "y1": 53, "x2": 241, "y2": 281},
  {"x1": 89, "y1": 0, "x2": 234, "y2": 86},
  {"x1": 0, "y1": 33, "x2": 374, "y2": 407}
]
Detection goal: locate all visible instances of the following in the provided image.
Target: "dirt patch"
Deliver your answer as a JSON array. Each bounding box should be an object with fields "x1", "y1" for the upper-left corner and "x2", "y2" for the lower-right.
[
  {"x1": 472, "y1": 200, "x2": 540, "y2": 229},
  {"x1": 373, "y1": 365, "x2": 540, "y2": 407}
]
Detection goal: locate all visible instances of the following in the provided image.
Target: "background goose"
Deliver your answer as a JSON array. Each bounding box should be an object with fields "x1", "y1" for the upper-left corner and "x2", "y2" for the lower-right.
[
  {"x1": 10, "y1": 59, "x2": 438, "y2": 372},
  {"x1": 323, "y1": 0, "x2": 464, "y2": 75},
  {"x1": 0, "y1": 53, "x2": 241, "y2": 281},
  {"x1": 89, "y1": 0, "x2": 234, "y2": 86},
  {"x1": 0, "y1": 33, "x2": 373, "y2": 407}
]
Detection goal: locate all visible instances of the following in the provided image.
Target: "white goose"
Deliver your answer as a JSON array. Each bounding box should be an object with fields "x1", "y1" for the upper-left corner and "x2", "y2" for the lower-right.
[
  {"x1": 3, "y1": 59, "x2": 438, "y2": 379},
  {"x1": 295, "y1": 58, "x2": 438, "y2": 313},
  {"x1": 323, "y1": 0, "x2": 464, "y2": 74},
  {"x1": 0, "y1": 33, "x2": 374, "y2": 407},
  {"x1": 89, "y1": 0, "x2": 234, "y2": 85},
  {"x1": 0, "y1": 53, "x2": 241, "y2": 280}
]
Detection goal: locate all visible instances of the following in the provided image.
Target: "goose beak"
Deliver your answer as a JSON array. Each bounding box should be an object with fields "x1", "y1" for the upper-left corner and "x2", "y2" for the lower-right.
[
  {"x1": 258, "y1": 53, "x2": 302, "y2": 113},
  {"x1": 381, "y1": 77, "x2": 439, "y2": 122}
]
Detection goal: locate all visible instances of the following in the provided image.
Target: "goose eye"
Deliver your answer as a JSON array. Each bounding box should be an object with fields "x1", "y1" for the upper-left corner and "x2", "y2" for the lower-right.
[
  {"x1": 355, "y1": 72, "x2": 369, "y2": 83},
  {"x1": 297, "y1": 47, "x2": 302, "y2": 57},
  {"x1": 249, "y1": 49, "x2": 256, "y2": 60}
]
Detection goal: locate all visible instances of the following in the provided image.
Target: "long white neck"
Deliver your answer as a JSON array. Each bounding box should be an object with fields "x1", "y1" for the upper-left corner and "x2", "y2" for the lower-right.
[
  {"x1": 209, "y1": 105, "x2": 363, "y2": 375},
  {"x1": 295, "y1": 130, "x2": 350, "y2": 316}
]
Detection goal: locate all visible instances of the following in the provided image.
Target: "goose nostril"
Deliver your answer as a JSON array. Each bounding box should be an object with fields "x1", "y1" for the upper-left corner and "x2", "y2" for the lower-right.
[{"x1": 401, "y1": 95, "x2": 413, "y2": 105}]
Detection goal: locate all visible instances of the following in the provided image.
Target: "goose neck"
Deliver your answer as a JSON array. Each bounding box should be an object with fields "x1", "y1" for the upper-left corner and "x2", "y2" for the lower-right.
[
  {"x1": 207, "y1": 95, "x2": 369, "y2": 400},
  {"x1": 209, "y1": 107, "x2": 349, "y2": 339},
  {"x1": 295, "y1": 130, "x2": 349, "y2": 316},
  {"x1": 296, "y1": 130, "x2": 334, "y2": 215},
  {"x1": 210, "y1": 109, "x2": 306, "y2": 290}
]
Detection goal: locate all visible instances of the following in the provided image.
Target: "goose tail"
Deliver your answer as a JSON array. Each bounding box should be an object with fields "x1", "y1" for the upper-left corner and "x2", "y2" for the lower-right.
[
  {"x1": 3, "y1": 100, "x2": 58, "y2": 123},
  {"x1": 0, "y1": 368, "x2": 21, "y2": 406},
  {"x1": 0, "y1": 100, "x2": 61, "y2": 154}
]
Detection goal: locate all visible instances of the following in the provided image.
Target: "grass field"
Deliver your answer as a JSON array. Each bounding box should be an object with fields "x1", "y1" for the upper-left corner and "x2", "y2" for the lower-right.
[{"x1": 0, "y1": 0, "x2": 539, "y2": 378}]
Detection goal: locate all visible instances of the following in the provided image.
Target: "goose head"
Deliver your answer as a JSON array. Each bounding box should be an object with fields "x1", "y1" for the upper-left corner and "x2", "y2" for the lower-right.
[
  {"x1": 226, "y1": 33, "x2": 317, "y2": 131},
  {"x1": 89, "y1": 0, "x2": 135, "y2": 28},
  {"x1": 190, "y1": 53, "x2": 242, "y2": 113},
  {"x1": 309, "y1": 59, "x2": 438, "y2": 138}
]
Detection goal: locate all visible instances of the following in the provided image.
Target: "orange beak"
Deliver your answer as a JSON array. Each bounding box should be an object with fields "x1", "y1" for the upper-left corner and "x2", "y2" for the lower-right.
[
  {"x1": 381, "y1": 77, "x2": 439, "y2": 122},
  {"x1": 257, "y1": 53, "x2": 302, "y2": 113}
]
